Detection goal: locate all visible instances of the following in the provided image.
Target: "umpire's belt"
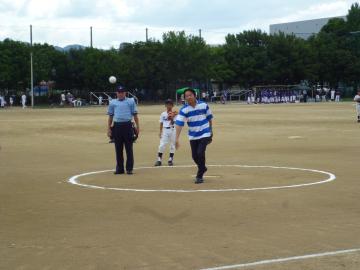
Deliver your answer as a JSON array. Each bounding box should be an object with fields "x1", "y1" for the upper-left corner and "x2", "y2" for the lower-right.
[
  {"x1": 164, "y1": 126, "x2": 174, "y2": 129},
  {"x1": 114, "y1": 121, "x2": 132, "y2": 126}
]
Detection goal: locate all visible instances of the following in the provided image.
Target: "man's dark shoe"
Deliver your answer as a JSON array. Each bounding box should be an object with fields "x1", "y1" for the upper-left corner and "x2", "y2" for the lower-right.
[
  {"x1": 195, "y1": 177, "x2": 204, "y2": 184},
  {"x1": 168, "y1": 160, "x2": 173, "y2": 166},
  {"x1": 126, "y1": 171, "x2": 133, "y2": 175},
  {"x1": 114, "y1": 170, "x2": 124, "y2": 175},
  {"x1": 154, "y1": 161, "x2": 162, "y2": 166}
]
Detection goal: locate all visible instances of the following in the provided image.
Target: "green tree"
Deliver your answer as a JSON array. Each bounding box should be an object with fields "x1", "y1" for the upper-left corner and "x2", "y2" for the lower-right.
[
  {"x1": 0, "y1": 39, "x2": 30, "y2": 90},
  {"x1": 224, "y1": 30, "x2": 269, "y2": 86},
  {"x1": 267, "y1": 33, "x2": 311, "y2": 84}
]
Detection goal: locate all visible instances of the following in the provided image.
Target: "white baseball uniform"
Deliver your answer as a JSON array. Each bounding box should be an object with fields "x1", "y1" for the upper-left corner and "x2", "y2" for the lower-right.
[
  {"x1": 330, "y1": 90, "x2": 335, "y2": 101},
  {"x1": 335, "y1": 91, "x2": 340, "y2": 102},
  {"x1": 354, "y1": 95, "x2": 360, "y2": 118},
  {"x1": 60, "y1": 93, "x2": 66, "y2": 105},
  {"x1": 0, "y1": 96, "x2": 4, "y2": 108},
  {"x1": 158, "y1": 111, "x2": 176, "y2": 154},
  {"x1": 21, "y1": 94, "x2": 26, "y2": 108}
]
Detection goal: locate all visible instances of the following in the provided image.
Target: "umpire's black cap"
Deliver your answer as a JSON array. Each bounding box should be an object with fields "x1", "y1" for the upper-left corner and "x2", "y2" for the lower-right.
[
  {"x1": 165, "y1": 99, "x2": 174, "y2": 105},
  {"x1": 116, "y1": 85, "x2": 126, "y2": 92}
]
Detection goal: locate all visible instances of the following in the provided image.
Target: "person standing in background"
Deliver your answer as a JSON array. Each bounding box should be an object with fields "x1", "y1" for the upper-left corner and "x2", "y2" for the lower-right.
[
  {"x1": 21, "y1": 93, "x2": 27, "y2": 109},
  {"x1": 354, "y1": 90, "x2": 360, "y2": 123}
]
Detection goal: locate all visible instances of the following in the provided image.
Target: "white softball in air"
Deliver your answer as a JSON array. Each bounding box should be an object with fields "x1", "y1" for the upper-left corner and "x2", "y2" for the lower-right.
[{"x1": 109, "y1": 76, "x2": 117, "y2": 84}]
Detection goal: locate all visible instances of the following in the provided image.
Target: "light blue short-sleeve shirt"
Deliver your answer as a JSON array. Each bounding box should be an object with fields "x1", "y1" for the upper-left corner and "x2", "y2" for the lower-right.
[{"x1": 107, "y1": 98, "x2": 138, "y2": 122}]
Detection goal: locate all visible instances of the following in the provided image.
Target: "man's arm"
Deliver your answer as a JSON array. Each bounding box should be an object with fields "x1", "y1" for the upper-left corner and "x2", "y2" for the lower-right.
[
  {"x1": 107, "y1": 115, "x2": 113, "y2": 138},
  {"x1": 175, "y1": 125, "x2": 183, "y2": 149},
  {"x1": 133, "y1": 114, "x2": 140, "y2": 135},
  {"x1": 209, "y1": 119, "x2": 213, "y2": 143},
  {"x1": 206, "y1": 104, "x2": 213, "y2": 139}
]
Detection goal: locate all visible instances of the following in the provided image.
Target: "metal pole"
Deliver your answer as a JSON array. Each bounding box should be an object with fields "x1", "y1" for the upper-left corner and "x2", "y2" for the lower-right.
[
  {"x1": 199, "y1": 29, "x2": 202, "y2": 38},
  {"x1": 90, "y1": 26, "x2": 93, "y2": 48},
  {"x1": 146, "y1": 28, "x2": 148, "y2": 42},
  {"x1": 30, "y1": 24, "x2": 34, "y2": 108}
]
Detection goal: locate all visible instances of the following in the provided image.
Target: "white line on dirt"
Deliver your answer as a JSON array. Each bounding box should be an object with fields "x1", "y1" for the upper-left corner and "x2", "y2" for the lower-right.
[
  {"x1": 68, "y1": 165, "x2": 336, "y2": 193},
  {"x1": 200, "y1": 248, "x2": 360, "y2": 270}
]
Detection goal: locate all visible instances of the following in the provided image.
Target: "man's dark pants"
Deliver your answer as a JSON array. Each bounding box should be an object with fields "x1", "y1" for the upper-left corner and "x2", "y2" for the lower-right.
[
  {"x1": 113, "y1": 122, "x2": 134, "y2": 172},
  {"x1": 190, "y1": 137, "x2": 210, "y2": 178}
]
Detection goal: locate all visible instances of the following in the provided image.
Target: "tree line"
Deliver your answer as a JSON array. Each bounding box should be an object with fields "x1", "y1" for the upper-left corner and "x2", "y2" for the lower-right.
[{"x1": 1, "y1": 3, "x2": 360, "y2": 100}]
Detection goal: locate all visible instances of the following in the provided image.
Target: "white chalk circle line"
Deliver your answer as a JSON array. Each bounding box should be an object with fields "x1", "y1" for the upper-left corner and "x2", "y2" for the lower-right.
[{"x1": 67, "y1": 165, "x2": 336, "y2": 193}]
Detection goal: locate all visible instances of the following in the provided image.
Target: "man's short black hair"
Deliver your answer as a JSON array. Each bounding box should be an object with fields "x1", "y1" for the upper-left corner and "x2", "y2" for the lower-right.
[{"x1": 184, "y1": 88, "x2": 196, "y2": 96}]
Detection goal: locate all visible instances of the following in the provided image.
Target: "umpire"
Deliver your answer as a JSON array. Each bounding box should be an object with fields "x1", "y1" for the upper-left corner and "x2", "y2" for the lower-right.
[{"x1": 107, "y1": 86, "x2": 139, "y2": 175}]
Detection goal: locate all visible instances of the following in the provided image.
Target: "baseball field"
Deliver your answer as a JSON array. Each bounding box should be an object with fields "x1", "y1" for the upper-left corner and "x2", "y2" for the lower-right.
[{"x1": 0, "y1": 102, "x2": 359, "y2": 270}]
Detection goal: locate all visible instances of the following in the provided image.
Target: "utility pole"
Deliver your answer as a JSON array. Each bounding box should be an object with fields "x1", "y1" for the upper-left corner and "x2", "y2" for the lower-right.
[
  {"x1": 90, "y1": 26, "x2": 93, "y2": 48},
  {"x1": 199, "y1": 29, "x2": 202, "y2": 39},
  {"x1": 30, "y1": 24, "x2": 34, "y2": 108},
  {"x1": 146, "y1": 28, "x2": 149, "y2": 42}
]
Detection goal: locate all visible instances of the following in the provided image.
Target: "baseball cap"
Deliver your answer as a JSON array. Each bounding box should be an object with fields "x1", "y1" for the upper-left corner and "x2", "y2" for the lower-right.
[
  {"x1": 116, "y1": 86, "x2": 126, "y2": 92},
  {"x1": 165, "y1": 99, "x2": 174, "y2": 105}
]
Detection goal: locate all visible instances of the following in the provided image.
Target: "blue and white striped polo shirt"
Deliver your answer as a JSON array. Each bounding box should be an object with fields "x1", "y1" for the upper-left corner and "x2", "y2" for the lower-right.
[{"x1": 175, "y1": 101, "x2": 213, "y2": 140}]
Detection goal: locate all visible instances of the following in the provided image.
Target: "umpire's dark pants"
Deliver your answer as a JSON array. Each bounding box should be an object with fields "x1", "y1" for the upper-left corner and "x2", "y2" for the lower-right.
[
  {"x1": 190, "y1": 137, "x2": 210, "y2": 178},
  {"x1": 113, "y1": 121, "x2": 134, "y2": 172}
]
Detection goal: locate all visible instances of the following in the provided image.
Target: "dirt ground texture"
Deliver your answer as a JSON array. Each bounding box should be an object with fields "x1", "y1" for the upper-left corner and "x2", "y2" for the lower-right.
[{"x1": 0, "y1": 102, "x2": 359, "y2": 270}]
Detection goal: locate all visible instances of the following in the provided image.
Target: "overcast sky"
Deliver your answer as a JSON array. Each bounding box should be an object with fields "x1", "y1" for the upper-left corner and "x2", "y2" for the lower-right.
[{"x1": 0, "y1": 0, "x2": 356, "y2": 48}]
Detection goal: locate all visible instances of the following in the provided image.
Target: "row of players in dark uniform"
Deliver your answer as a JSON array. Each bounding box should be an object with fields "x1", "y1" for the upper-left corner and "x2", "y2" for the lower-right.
[
  {"x1": 246, "y1": 89, "x2": 341, "y2": 104},
  {"x1": 247, "y1": 90, "x2": 299, "y2": 104}
]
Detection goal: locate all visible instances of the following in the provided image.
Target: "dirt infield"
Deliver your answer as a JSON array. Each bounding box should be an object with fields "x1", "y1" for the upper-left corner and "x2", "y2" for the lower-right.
[{"x1": 0, "y1": 102, "x2": 359, "y2": 270}]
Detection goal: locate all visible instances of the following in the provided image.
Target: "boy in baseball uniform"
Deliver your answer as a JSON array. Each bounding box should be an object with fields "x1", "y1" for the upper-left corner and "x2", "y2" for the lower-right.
[
  {"x1": 21, "y1": 93, "x2": 27, "y2": 109},
  {"x1": 0, "y1": 95, "x2": 4, "y2": 108},
  {"x1": 335, "y1": 90, "x2": 341, "y2": 102},
  {"x1": 60, "y1": 92, "x2": 66, "y2": 106},
  {"x1": 330, "y1": 89, "x2": 336, "y2": 102},
  {"x1": 354, "y1": 90, "x2": 360, "y2": 123},
  {"x1": 154, "y1": 99, "x2": 178, "y2": 166}
]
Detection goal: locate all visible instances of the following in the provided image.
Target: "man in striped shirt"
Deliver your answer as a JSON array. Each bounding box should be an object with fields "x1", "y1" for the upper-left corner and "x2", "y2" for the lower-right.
[{"x1": 175, "y1": 88, "x2": 213, "y2": 184}]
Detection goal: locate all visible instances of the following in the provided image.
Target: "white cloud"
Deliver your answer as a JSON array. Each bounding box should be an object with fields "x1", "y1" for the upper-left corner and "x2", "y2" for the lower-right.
[
  {"x1": 0, "y1": 0, "x2": 26, "y2": 12},
  {"x1": 237, "y1": 0, "x2": 354, "y2": 34},
  {"x1": 0, "y1": 0, "x2": 357, "y2": 47},
  {"x1": 24, "y1": 0, "x2": 59, "y2": 18},
  {"x1": 105, "y1": 0, "x2": 135, "y2": 19},
  {"x1": 272, "y1": 1, "x2": 352, "y2": 24}
]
